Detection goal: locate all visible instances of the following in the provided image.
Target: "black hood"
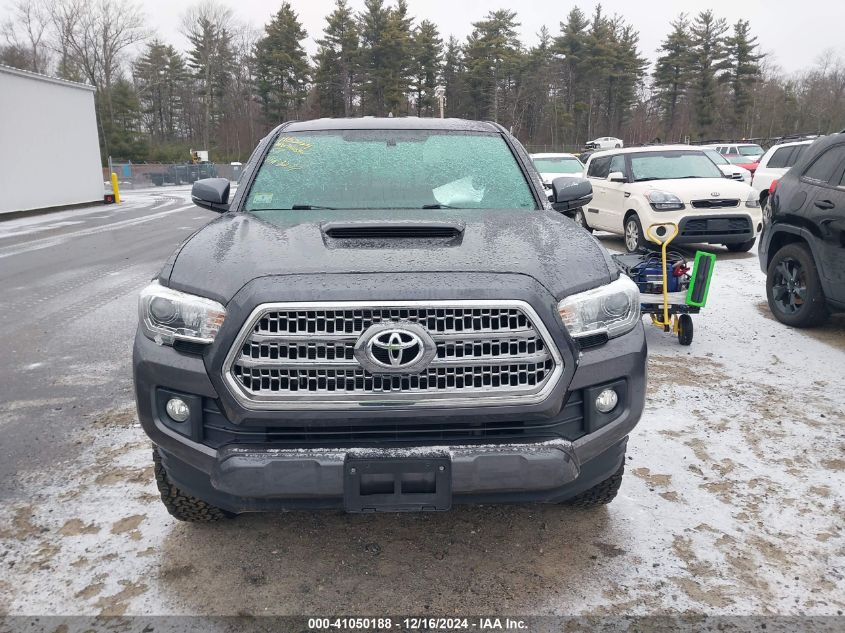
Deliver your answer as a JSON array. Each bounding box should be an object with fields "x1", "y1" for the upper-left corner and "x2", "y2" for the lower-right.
[{"x1": 163, "y1": 209, "x2": 616, "y2": 304}]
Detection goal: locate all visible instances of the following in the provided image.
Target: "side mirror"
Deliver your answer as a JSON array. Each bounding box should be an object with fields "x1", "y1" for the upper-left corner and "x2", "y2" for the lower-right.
[
  {"x1": 551, "y1": 176, "x2": 593, "y2": 211},
  {"x1": 608, "y1": 171, "x2": 627, "y2": 183},
  {"x1": 191, "y1": 178, "x2": 230, "y2": 213}
]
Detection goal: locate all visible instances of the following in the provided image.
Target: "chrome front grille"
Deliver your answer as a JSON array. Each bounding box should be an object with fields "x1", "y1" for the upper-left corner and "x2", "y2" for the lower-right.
[{"x1": 224, "y1": 301, "x2": 562, "y2": 410}]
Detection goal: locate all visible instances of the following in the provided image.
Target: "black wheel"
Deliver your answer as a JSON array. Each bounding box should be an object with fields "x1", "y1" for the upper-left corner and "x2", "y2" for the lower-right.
[
  {"x1": 152, "y1": 447, "x2": 231, "y2": 522},
  {"x1": 726, "y1": 238, "x2": 756, "y2": 252},
  {"x1": 614, "y1": 143, "x2": 621, "y2": 148},
  {"x1": 678, "y1": 314, "x2": 693, "y2": 345},
  {"x1": 624, "y1": 214, "x2": 645, "y2": 253},
  {"x1": 572, "y1": 208, "x2": 592, "y2": 232},
  {"x1": 766, "y1": 243, "x2": 828, "y2": 327},
  {"x1": 565, "y1": 462, "x2": 624, "y2": 507}
]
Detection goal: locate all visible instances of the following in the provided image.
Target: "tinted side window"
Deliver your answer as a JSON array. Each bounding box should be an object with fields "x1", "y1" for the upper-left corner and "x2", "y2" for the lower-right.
[
  {"x1": 803, "y1": 145, "x2": 845, "y2": 184},
  {"x1": 787, "y1": 145, "x2": 807, "y2": 167},
  {"x1": 767, "y1": 147, "x2": 794, "y2": 169},
  {"x1": 588, "y1": 156, "x2": 611, "y2": 179}
]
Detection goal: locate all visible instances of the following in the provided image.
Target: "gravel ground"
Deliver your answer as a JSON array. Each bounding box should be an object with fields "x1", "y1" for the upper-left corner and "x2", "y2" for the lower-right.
[{"x1": 0, "y1": 196, "x2": 843, "y2": 623}]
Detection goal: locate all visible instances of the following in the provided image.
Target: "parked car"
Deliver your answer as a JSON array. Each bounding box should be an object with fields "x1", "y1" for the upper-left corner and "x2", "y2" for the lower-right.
[
  {"x1": 701, "y1": 147, "x2": 751, "y2": 183},
  {"x1": 586, "y1": 137, "x2": 624, "y2": 150},
  {"x1": 710, "y1": 142, "x2": 765, "y2": 161},
  {"x1": 752, "y1": 140, "x2": 814, "y2": 209},
  {"x1": 530, "y1": 152, "x2": 585, "y2": 189},
  {"x1": 759, "y1": 133, "x2": 845, "y2": 327},
  {"x1": 723, "y1": 154, "x2": 760, "y2": 175},
  {"x1": 134, "y1": 117, "x2": 647, "y2": 521},
  {"x1": 582, "y1": 145, "x2": 762, "y2": 253}
]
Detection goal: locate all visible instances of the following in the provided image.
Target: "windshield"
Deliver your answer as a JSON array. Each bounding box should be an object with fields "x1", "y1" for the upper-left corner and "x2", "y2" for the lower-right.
[
  {"x1": 629, "y1": 150, "x2": 723, "y2": 181},
  {"x1": 245, "y1": 129, "x2": 537, "y2": 212},
  {"x1": 532, "y1": 156, "x2": 584, "y2": 175},
  {"x1": 739, "y1": 145, "x2": 764, "y2": 156},
  {"x1": 703, "y1": 149, "x2": 728, "y2": 165}
]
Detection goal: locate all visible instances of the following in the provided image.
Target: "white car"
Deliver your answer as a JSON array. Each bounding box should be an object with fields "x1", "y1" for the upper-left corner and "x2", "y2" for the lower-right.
[
  {"x1": 530, "y1": 152, "x2": 585, "y2": 188},
  {"x1": 708, "y1": 142, "x2": 765, "y2": 161},
  {"x1": 585, "y1": 136, "x2": 624, "y2": 150},
  {"x1": 581, "y1": 145, "x2": 763, "y2": 253},
  {"x1": 701, "y1": 147, "x2": 751, "y2": 183},
  {"x1": 752, "y1": 140, "x2": 814, "y2": 207}
]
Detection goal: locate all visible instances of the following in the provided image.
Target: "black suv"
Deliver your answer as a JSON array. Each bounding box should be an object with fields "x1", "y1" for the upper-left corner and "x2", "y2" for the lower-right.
[
  {"x1": 133, "y1": 118, "x2": 646, "y2": 521},
  {"x1": 760, "y1": 132, "x2": 845, "y2": 327}
]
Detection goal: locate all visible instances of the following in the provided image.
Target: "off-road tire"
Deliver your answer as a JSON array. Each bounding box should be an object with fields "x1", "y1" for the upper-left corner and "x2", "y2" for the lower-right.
[
  {"x1": 726, "y1": 238, "x2": 756, "y2": 253},
  {"x1": 766, "y1": 243, "x2": 828, "y2": 328},
  {"x1": 565, "y1": 462, "x2": 624, "y2": 507},
  {"x1": 152, "y1": 447, "x2": 231, "y2": 522}
]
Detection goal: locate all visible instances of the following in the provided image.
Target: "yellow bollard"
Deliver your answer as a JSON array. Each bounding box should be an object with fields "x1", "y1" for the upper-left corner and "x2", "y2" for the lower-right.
[{"x1": 110, "y1": 172, "x2": 121, "y2": 204}]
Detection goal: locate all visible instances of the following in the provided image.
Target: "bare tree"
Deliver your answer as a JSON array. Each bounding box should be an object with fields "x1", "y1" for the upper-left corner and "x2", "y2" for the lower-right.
[{"x1": 2, "y1": 0, "x2": 52, "y2": 73}]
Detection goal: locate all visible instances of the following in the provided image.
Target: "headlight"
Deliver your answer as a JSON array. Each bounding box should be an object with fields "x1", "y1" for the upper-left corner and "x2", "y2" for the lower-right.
[
  {"x1": 745, "y1": 191, "x2": 760, "y2": 208},
  {"x1": 557, "y1": 275, "x2": 641, "y2": 340},
  {"x1": 645, "y1": 190, "x2": 684, "y2": 211},
  {"x1": 139, "y1": 281, "x2": 226, "y2": 345}
]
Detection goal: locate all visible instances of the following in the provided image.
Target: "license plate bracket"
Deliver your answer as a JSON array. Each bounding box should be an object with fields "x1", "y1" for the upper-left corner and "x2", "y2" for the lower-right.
[{"x1": 344, "y1": 456, "x2": 452, "y2": 513}]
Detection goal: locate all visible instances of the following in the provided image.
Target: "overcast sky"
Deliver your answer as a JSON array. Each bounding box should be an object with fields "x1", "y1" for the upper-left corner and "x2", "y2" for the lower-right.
[{"x1": 134, "y1": 0, "x2": 844, "y2": 74}]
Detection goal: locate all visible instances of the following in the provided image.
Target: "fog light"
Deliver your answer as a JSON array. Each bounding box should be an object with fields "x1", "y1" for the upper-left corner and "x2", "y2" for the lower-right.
[
  {"x1": 165, "y1": 397, "x2": 190, "y2": 422},
  {"x1": 595, "y1": 388, "x2": 618, "y2": 413}
]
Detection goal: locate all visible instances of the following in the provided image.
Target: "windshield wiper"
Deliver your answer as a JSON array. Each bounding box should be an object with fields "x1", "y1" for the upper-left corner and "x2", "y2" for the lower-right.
[
  {"x1": 291, "y1": 204, "x2": 337, "y2": 210},
  {"x1": 634, "y1": 177, "x2": 661, "y2": 182},
  {"x1": 422, "y1": 203, "x2": 465, "y2": 209}
]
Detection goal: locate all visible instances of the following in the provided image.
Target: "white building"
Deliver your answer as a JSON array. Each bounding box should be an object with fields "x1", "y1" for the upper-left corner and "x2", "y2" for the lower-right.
[{"x1": 0, "y1": 65, "x2": 103, "y2": 215}]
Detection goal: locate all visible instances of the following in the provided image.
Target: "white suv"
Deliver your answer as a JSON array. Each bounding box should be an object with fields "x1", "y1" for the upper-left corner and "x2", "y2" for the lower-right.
[
  {"x1": 710, "y1": 142, "x2": 765, "y2": 161},
  {"x1": 582, "y1": 145, "x2": 763, "y2": 253},
  {"x1": 752, "y1": 140, "x2": 814, "y2": 208}
]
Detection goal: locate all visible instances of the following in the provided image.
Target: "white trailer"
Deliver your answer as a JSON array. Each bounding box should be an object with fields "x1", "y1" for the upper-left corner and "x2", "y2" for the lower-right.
[{"x1": 0, "y1": 64, "x2": 104, "y2": 215}]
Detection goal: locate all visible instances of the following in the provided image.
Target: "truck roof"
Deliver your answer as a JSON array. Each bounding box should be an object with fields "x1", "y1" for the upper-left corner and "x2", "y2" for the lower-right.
[{"x1": 279, "y1": 117, "x2": 502, "y2": 133}]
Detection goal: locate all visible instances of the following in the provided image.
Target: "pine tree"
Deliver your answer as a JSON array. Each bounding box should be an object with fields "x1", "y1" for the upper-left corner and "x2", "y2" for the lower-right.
[
  {"x1": 184, "y1": 9, "x2": 236, "y2": 150},
  {"x1": 689, "y1": 9, "x2": 729, "y2": 137},
  {"x1": 410, "y1": 20, "x2": 442, "y2": 116},
  {"x1": 723, "y1": 19, "x2": 764, "y2": 136},
  {"x1": 653, "y1": 14, "x2": 693, "y2": 135},
  {"x1": 254, "y1": 2, "x2": 310, "y2": 123},
  {"x1": 358, "y1": 0, "x2": 391, "y2": 115},
  {"x1": 463, "y1": 9, "x2": 522, "y2": 122},
  {"x1": 135, "y1": 41, "x2": 187, "y2": 143},
  {"x1": 442, "y1": 36, "x2": 469, "y2": 118},
  {"x1": 314, "y1": 0, "x2": 359, "y2": 117},
  {"x1": 382, "y1": 0, "x2": 414, "y2": 115},
  {"x1": 554, "y1": 7, "x2": 590, "y2": 141}
]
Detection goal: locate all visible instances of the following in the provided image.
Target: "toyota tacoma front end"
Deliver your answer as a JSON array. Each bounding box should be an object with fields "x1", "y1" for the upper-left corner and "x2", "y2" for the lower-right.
[{"x1": 133, "y1": 118, "x2": 647, "y2": 520}]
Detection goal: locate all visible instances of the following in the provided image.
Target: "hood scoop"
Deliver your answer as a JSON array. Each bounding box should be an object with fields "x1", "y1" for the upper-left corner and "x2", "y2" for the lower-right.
[{"x1": 322, "y1": 221, "x2": 465, "y2": 240}]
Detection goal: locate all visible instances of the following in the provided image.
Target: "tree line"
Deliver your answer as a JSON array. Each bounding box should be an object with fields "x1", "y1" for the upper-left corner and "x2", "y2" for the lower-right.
[{"x1": 3, "y1": 0, "x2": 845, "y2": 164}]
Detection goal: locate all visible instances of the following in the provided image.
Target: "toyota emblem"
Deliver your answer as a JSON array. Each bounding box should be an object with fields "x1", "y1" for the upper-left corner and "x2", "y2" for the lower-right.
[{"x1": 354, "y1": 322, "x2": 437, "y2": 374}]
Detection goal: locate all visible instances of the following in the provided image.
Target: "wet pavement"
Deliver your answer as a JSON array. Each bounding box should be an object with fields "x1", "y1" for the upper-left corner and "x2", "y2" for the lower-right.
[{"x1": 0, "y1": 191, "x2": 843, "y2": 620}]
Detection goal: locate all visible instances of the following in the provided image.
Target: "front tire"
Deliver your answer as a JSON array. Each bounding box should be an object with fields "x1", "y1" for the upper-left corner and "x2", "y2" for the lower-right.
[
  {"x1": 153, "y1": 447, "x2": 231, "y2": 522},
  {"x1": 726, "y1": 238, "x2": 756, "y2": 252},
  {"x1": 624, "y1": 215, "x2": 646, "y2": 253},
  {"x1": 565, "y1": 462, "x2": 624, "y2": 507},
  {"x1": 766, "y1": 243, "x2": 828, "y2": 327},
  {"x1": 572, "y1": 208, "x2": 592, "y2": 232}
]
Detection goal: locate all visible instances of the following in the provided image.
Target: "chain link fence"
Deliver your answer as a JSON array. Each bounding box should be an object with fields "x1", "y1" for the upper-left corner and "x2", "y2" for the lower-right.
[{"x1": 103, "y1": 162, "x2": 243, "y2": 190}]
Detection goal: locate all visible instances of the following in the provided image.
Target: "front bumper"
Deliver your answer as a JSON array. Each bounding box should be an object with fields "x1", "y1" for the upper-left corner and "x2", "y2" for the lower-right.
[{"x1": 134, "y1": 321, "x2": 645, "y2": 512}]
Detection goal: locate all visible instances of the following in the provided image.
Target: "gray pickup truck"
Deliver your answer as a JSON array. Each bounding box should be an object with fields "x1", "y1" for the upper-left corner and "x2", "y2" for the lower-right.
[{"x1": 133, "y1": 117, "x2": 646, "y2": 521}]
